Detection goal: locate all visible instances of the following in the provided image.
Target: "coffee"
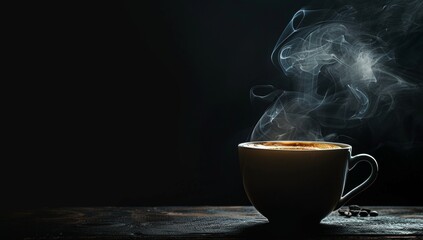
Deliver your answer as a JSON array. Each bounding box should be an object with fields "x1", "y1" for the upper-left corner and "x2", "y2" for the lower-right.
[{"x1": 246, "y1": 141, "x2": 342, "y2": 150}]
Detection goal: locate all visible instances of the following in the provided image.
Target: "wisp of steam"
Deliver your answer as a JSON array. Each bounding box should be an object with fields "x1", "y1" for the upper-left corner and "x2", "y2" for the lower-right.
[{"x1": 251, "y1": 0, "x2": 422, "y2": 141}]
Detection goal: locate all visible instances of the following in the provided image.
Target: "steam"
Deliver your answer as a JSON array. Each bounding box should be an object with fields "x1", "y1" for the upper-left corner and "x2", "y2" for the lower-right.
[{"x1": 251, "y1": 1, "x2": 422, "y2": 141}]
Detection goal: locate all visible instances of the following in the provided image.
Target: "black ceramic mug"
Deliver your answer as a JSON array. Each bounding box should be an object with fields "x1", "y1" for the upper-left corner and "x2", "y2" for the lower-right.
[{"x1": 238, "y1": 141, "x2": 378, "y2": 224}]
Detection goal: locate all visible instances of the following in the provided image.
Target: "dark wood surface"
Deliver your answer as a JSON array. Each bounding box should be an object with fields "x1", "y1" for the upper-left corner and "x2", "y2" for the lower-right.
[{"x1": 1, "y1": 206, "x2": 422, "y2": 239}]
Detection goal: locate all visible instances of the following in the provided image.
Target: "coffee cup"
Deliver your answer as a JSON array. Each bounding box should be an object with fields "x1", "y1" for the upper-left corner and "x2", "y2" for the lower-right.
[{"x1": 238, "y1": 141, "x2": 378, "y2": 224}]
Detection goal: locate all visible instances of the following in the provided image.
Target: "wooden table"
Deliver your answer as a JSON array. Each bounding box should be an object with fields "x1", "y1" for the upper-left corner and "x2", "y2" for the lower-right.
[{"x1": 1, "y1": 206, "x2": 422, "y2": 239}]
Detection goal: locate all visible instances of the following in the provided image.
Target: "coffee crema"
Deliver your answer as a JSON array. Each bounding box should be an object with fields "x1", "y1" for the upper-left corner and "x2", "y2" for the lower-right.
[{"x1": 248, "y1": 141, "x2": 342, "y2": 150}]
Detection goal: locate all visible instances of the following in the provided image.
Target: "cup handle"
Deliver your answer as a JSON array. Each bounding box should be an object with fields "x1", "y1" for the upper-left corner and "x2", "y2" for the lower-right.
[{"x1": 335, "y1": 154, "x2": 379, "y2": 209}]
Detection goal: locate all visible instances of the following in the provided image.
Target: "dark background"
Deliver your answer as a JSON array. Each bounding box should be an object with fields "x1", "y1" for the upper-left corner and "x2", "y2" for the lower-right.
[{"x1": 4, "y1": 0, "x2": 422, "y2": 208}]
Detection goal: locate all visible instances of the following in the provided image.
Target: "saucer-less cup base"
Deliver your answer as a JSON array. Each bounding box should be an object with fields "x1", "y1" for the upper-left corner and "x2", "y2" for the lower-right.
[{"x1": 238, "y1": 141, "x2": 378, "y2": 225}]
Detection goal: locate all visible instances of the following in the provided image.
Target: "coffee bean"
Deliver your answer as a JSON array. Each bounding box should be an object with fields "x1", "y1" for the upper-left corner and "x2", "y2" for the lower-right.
[
  {"x1": 338, "y1": 208, "x2": 349, "y2": 216},
  {"x1": 369, "y1": 210, "x2": 379, "y2": 216},
  {"x1": 349, "y1": 205, "x2": 361, "y2": 210},
  {"x1": 350, "y1": 210, "x2": 360, "y2": 216},
  {"x1": 359, "y1": 211, "x2": 369, "y2": 217}
]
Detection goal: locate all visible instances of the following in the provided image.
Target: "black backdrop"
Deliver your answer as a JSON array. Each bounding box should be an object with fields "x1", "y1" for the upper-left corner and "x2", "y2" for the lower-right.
[{"x1": 4, "y1": 0, "x2": 422, "y2": 208}]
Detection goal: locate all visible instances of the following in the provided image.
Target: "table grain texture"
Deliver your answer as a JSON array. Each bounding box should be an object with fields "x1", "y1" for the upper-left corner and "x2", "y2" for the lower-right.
[{"x1": 1, "y1": 206, "x2": 422, "y2": 239}]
